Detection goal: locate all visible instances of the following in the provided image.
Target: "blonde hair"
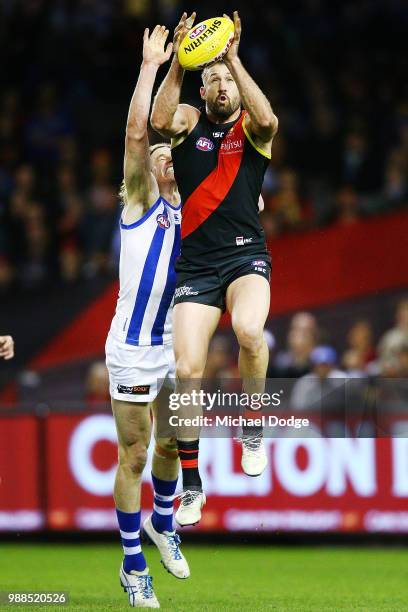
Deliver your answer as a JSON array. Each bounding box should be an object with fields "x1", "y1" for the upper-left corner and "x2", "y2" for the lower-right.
[
  {"x1": 149, "y1": 142, "x2": 171, "y2": 156},
  {"x1": 119, "y1": 143, "x2": 170, "y2": 205},
  {"x1": 119, "y1": 179, "x2": 127, "y2": 206}
]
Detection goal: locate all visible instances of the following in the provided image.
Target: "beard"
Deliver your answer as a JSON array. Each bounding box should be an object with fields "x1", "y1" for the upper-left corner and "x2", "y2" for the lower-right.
[{"x1": 207, "y1": 95, "x2": 240, "y2": 119}]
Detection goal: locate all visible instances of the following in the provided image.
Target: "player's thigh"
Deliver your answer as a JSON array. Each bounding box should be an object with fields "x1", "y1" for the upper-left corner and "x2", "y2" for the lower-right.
[
  {"x1": 112, "y1": 399, "x2": 152, "y2": 450},
  {"x1": 173, "y1": 302, "x2": 221, "y2": 375},
  {"x1": 226, "y1": 274, "x2": 270, "y2": 335}
]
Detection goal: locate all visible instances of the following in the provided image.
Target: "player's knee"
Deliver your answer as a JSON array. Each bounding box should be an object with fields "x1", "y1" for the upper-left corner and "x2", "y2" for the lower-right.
[
  {"x1": 176, "y1": 358, "x2": 204, "y2": 380},
  {"x1": 234, "y1": 322, "x2": 264, "y2": 354},
  {"x1": 119, "y1": 441, "x2": 148, "y2": 476},
  {"x1": 156, "y1": 436, "x2": 177, "y2": 451},
  {"x1": 155, "y1": 437, "x2": 178, "y2": 459}
]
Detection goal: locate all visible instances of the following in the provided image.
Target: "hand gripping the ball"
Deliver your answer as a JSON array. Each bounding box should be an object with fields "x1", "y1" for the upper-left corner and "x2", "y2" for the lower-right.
[
  {"x1": 142, "y1": 25, "x2": 173, "y2": 67},
  {"x1": 173, "y1": 11, "x2": 196, "y2": 55},
  {"x1": 223, "y1": 11, "x2": 241, "y2": 63}
]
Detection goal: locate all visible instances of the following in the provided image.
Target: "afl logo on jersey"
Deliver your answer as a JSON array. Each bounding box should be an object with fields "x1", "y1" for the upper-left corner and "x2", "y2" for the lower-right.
[
  {"x1": 196, "y1": 137, "x2": 214, "y2": 152},
  {"x1": 156, "y1": 214, "x2": 170, "y2": 229}
]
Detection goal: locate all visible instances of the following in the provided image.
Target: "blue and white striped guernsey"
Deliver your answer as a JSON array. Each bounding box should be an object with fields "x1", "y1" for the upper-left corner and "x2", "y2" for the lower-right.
[{"x1": 109, "y1": 196, "x2": 181, "y2": 346}]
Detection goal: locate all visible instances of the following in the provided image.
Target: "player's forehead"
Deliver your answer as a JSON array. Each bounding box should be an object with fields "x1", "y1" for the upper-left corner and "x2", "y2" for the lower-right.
[
  {"x1": 151, "y1": 145, "x2": 171, "y2": 162},
  {"x1": 204, "y1": 63, "x2": 232, "y2": 82}
]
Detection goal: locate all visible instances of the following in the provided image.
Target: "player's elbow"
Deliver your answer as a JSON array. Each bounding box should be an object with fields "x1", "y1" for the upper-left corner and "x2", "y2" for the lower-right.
[
  {"x1": 258, "y1": 112, "x2": 278, "y2": 138},
  {"x1": 150, "y1": 112, "x2": 169, "y2": 134},
  {"x1": 126, "y1": 122, "x2": 147, "y2": 143},
  {"x1": 270, "y1": 113, "x2": 279, "y2": 136}
]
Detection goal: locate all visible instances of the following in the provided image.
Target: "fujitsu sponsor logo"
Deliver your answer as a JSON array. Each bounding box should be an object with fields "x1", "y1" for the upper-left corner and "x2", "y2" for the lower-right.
[{"x1": 220, "y1": 138, "x2": 244, "y2": 154}]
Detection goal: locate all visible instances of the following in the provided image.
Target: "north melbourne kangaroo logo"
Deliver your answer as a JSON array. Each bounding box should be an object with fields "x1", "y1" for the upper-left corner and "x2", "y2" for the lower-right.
[{"x1": 156, "y1": 214, "x2": 170, "y2": 229}]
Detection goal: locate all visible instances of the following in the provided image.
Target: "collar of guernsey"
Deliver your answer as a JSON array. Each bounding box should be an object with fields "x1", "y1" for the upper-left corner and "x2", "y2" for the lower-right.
[{"x1": 171, "y1": 110, "x2": 271, "y2": 241}]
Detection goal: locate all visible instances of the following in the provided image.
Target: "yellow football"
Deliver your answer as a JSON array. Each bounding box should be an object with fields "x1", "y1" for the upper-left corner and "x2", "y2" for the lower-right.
[{"x1": 178, "y1": 17, "x2": 235, "y2": 71}]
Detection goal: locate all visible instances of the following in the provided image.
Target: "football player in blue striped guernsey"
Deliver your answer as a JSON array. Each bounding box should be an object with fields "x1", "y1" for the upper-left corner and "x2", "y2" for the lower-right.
[{"x1": 105, "y1": 25, "x2": 188, "y2": 608}]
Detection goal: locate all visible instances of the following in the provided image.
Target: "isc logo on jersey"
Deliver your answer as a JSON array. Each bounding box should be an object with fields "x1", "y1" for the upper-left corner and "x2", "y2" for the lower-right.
[
  {"x1": 196, "y1": 137, "x2": 214, "y2": 152},
  {"x1": 156, "y1": 214, "x2": 170, "y2": 229}
]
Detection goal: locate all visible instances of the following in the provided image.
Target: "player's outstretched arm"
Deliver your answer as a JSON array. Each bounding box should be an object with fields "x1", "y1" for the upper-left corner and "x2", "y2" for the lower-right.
[
  {"x1": 124, "y1": 25, "x2": 172, "y2": 210},
  {"x1": 150, "y1": 12, "x2": 199, "y2": 140},
  {"x1": 223, "y1": 11, "x2": 278, "y2": 154}
]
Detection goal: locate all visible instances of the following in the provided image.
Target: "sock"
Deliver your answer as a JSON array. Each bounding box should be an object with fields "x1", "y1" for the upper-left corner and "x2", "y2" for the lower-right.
[
  {"x1": 151, "y1": 473, "x2": 178, "y2": 533},
  {"x1": 242, "y1": 406, "x2": 263, "y2": 438},
  {"x1": 116, "y1": 508, "x2": 147, "y2": 573},
  {"x1": 177, "y1": 439, "x2": 202, "y2": 491}
]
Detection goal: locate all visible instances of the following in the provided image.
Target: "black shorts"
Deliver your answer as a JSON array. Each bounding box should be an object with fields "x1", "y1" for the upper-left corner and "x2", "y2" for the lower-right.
[{"x1": 174, "y1": 255, "x2": 271, "y2": 312}]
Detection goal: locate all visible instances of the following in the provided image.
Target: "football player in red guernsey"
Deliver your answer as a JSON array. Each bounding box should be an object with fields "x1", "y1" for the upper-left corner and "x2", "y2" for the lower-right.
[{"x1": 151, "y1": 11, "x2": 278, "y2": 526}]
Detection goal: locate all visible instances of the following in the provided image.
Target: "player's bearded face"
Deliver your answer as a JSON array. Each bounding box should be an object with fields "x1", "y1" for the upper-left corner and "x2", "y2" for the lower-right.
[{"x1": 201, "y1": 65, "x2": 241, "y2": 119}]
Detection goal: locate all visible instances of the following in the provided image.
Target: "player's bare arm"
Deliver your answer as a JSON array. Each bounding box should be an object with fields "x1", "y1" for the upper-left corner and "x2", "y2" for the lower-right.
[
  {"x1": 150, "y1": 12, "x2": 200, "y2": 144},
  {"x1": 122, "y1": 25, "x2": 172, "y2": 224},
  {"x1": 223, "y1": 11, "x2": 278, "y2": 155}
]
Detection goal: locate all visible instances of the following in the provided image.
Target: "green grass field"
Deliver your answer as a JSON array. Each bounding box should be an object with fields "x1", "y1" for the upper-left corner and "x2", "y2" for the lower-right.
[{"x1": 0, "y1": 543, "x2": 407, "y2": 611}]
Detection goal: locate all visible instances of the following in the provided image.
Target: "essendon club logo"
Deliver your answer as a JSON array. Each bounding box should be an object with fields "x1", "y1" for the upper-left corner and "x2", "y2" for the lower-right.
[
  {"x1": 196, "y1": 137, "x2": 214, "y2": 152},
  {"x1": 156, "y1": 214, "x2": 170, "y2": 229},
  {"x1": 117, "y1": 384, "x2": 151, "y2": 395}
]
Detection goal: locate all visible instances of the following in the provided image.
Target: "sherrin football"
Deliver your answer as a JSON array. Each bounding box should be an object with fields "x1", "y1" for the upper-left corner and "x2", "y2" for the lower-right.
[{"x1": 178, "y1": 17, "x2": 235, "y2": 71}]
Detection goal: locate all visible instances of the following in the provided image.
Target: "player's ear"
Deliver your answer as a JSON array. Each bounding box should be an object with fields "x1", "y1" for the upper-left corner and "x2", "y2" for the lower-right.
[{"x1": 200, "y1": 86, "x2": 206, "y2": 100}]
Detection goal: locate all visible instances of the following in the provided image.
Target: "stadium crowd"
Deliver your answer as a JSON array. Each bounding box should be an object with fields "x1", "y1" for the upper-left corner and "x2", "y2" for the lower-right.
[
  {"x1": 83, "y1": 297, "x2": 408, "y2": 407},
  {"x1": 0, "y1": 0, "x2": 407, "y2": 294},
  {"x1": 200, "y1": 298, "x2": 408, "y2": 381}
]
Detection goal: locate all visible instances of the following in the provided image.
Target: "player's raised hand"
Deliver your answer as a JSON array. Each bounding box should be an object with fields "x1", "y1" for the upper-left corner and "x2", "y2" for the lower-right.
[
  {"x1": 173, "y1": 11, "x2": 196, "y2": 54},
  {"x1": 223, "y1": 11, "x2": 241, "y2": 63},
  {"x1": 0, "y1": 335, "x2": 14, "y2": 360},
  {"x1": 143, "y1": 25, "x2": 173, "y2": 66}
]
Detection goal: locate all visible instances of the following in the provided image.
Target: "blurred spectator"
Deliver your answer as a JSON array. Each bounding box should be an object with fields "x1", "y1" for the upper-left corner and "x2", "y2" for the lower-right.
[
  {"x1": 83, "y1": 149, "x2": 117, "y2": 277},
  {"x1": 55, "y1": 164, "x2": 84, "y2": 282},
  {"x1": 397, "y1": 344, "x2": 408, "y2": 378},
  {"x1": 25, "y1": 84, "x2": 73, "y2": 167},
  {"x1": 338, "y1": 130, "x2": 379, "y2": 192},
  {"x1": 383, "y1": 162, "x2": 407, "y2": 209},
  {"x1": 204, "y1": 335, "x2": 239, "y2": 383},
  {"x1": 378, "y1": 298, "x2": 408, "y2": 360},
  {"x1": 263, "y1": 169, "x2": 312, "y2": 235},
  {"x1": 334, "y1": 185, "x2": 361, "y2": 226},
  {"x1": 290, "y1": 345, "x2": 345, "y2": 411},
  {"x1": 270, "y1": 312, "x2": 318, "y2": 378},
  {"x1": 342, "y1": 319, "x2": 376, "y2": 373},
  {"x1": 85, "y1": 361, "x2": 110, "y2": 406}
]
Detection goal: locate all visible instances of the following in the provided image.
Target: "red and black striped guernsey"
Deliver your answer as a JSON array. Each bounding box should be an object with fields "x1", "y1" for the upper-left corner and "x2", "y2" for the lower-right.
[{"x1": 171, "y1": 109, "x2": 271, "y2": 271}]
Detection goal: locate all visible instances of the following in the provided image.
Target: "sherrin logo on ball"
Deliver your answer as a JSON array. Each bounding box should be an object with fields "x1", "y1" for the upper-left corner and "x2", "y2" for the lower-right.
[{"x1": 178, "y1": 16, "x2": 235, "y2": 71}]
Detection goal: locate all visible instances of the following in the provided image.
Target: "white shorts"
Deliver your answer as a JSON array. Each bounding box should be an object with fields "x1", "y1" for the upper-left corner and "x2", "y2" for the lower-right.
[{"x1": 105, "y1": 333, "x2": 176, "y2": 403}]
